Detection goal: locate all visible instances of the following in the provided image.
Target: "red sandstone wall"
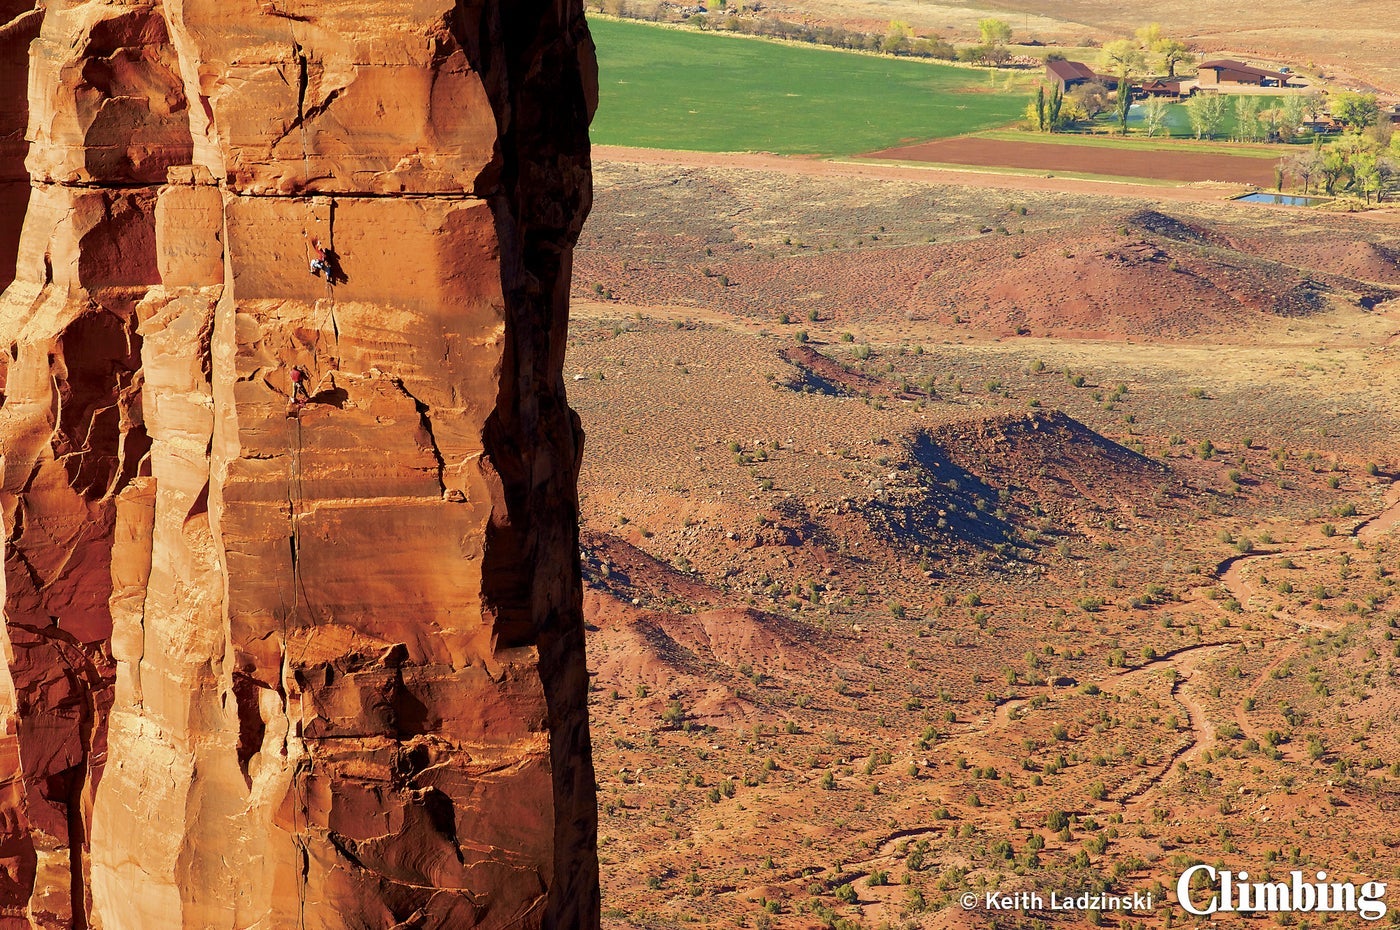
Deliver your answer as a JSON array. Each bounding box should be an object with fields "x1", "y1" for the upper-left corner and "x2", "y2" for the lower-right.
[{"x1": 0, "y1": 1, "x2": 598, "y2": 926}]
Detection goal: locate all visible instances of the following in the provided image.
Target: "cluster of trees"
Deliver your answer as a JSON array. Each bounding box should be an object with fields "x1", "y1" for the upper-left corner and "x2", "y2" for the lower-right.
[
  {"x1": 1133, "y1": 23, "x2": 1193, "y2": 78},
  {"x1": 871, "y1": 16, "x2": 1018, "y2": 64},
  {"x1": 1095, "y1": 24, "x2": 1192, "y2": 134},
  {"x1": 1178, "y1": 91, "x2": 1378, "y2": 145},
  {"x1": 1028, "y1": 84, "x2": 1058, "y2": 131},
  {"x1": 878, "y1": 19, "x2": 957, "y2": 59},
  {"x1": 1028, "y1": 78, "x2": 1128, "y2": 132},
  {"x1": 1027, "y1": 23, "x2": 1194, "y2": 134},
  {"x1": 1027, "y1": 82, "x2": 1092, "y2": 132},
  {"x1": 953, "y1": 17, "x2": 1013, "y2": 65},
  {"x1": 1215, "y1": 92, "x2": 1321, "y2": 142},
  {"x1": 1183, "y1": 88, "x2": 1397, "y2": 201},
  {"x1": 1183, "y1": 93, "x2": 1227, "y2": 139},
  {"x1": 594, "y1": 0, "x2": 971, "y2": 60},
  {"x1": 1289, "y1": 106, "x2": 1398, "y2": 202},
  {"x1": 697, "y1": 15, "x2": 965, "y2": 58},
  {"x1": 674, "y1": 11, "x2": 964, "y2": 58},
  {"x1": 1289, "y1": 137, "x2": 1396, "y2": 201},
  {"x1": 1098, "y1": 39, "x2": 1145, "y2": 134},
  {"x1": 594, "y1": 0, "x2": 1031, "y2": 65},
  {"x1": 1332, "y1": 91, "x2": 1384, "y2": 131}
]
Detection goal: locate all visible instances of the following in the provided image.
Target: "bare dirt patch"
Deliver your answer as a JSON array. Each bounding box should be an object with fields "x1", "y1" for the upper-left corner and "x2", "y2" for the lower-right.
[
  {"x1": 577, "y1": 159, "x2": 1398, "y2": 343},
  {"x1": 867, "y1": 136, "x2": 1284, "y2": 185},
  {"x1": 595, "y1": 144, "x2": 1263, "y2": 205}
]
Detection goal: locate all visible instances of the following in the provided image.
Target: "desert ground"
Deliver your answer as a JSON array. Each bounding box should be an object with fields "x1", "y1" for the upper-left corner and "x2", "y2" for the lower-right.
[
  {"x1": 752, "y1": 0, "x2": 1400, "y2": 96},
  {"x1": 568, "y1": 150, "x2": 1400, "y2": 927}
]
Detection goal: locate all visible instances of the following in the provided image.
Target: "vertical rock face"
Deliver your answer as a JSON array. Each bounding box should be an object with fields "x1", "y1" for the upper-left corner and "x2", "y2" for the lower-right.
[
  {"x1": 0, "y1": 0, "x2": 42, "y2": 293},
  {"x1": 0, "y1": 1, "x2": 599, "y2": 927}
]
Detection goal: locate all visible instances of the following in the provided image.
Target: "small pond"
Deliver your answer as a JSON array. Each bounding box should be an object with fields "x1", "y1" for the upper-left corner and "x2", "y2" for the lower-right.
[{"x1": 1234, "y1": 192, "x2": 1330, "y2": 206}]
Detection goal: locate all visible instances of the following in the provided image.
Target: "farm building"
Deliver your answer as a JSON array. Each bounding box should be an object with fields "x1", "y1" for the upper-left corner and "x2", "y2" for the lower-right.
[
  {"x1": 1141, "y1": 78, "x2": 1185, "y2": 98},
  {"x1": 1197, "y1": 59, "x2": 1298, "y2": 88},
  {"x1": 1302, "y1": 118, "x2": 1343, "y2": 134},
  {"x1": 1045, "y1": 59, "x2": 1118, "y2": 94}
]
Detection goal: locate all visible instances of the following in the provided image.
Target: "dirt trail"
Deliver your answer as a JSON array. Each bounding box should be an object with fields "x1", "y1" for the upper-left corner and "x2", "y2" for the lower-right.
[
  {"x1": 825, "y1": 642, "x2": 1224, "y2": 896},
  {"x1": 741, "y1": 640, "x2": 1232, "y2": 901},
  {"x1": 1214, "y1": 482, "x2": 1399, "y2": 744},
  {"x1": 1218, "y1": 482, "x2": 1399, "y2": 624},
  {"x1": 951, "y1": 479, "x2": 1397, "y2": 813},
  {"x1": 1231, "y1": 641, "x2": 1298, "y2": 747},
  {"x1": 1113, "y1": 644, "x2": 1229, "y2": 808},
  {"x1": 1357, "y1": 484, "x2": 1400, "y2": 540},
  {"x1": 595, "y1": 145, "x2": 1244, "y2": 205},
  {"x1": 968, "y1": 641, "x2": 1226, "y2": 741},
  {"x1": 735, "y1": 480, "x2": 1397, "y2": 902}
]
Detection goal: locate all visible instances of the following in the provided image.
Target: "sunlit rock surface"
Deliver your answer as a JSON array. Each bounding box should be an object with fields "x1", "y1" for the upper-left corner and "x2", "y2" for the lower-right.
[{"x1": 0, "y1": 1, "x2": 599, "y2": 926}]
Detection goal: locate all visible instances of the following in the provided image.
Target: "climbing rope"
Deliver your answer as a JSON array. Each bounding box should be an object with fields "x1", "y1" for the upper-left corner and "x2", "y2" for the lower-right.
[
  {"x1": 287, "y1": 411, "x2": 314, "y2": 930},
  {"x1": 290, "y1": 413, "x2": 304, "y2": 613},
  {"x1": 299, "y1": 94, "x2": 312, "y2": 189},
  {"x1": 282, "y1": 15, "x2": 343, "y2": 362},
  {"x1": 271, "y1": 15, "x2": 317, "y2": 930},
  {"x1": 317, "y1": 196, "x2": 340, "y2": 349}
]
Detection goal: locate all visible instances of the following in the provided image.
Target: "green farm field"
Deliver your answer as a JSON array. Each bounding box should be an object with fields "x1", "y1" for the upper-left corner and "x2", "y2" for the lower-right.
[{"x1": 589, "y1": 17, "x2": 1032, "y2": 155}]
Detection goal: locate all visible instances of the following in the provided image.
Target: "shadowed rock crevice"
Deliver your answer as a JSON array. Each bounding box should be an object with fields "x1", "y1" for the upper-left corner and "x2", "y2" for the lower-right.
[{"x1": 0, "y1": 1, "x2": 41, "y2": 293}]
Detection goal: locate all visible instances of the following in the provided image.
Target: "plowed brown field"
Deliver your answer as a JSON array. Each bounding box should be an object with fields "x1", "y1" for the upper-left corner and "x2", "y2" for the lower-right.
[{"x1": 867, "y1": 137, "x2": 1283, "y2": 185}]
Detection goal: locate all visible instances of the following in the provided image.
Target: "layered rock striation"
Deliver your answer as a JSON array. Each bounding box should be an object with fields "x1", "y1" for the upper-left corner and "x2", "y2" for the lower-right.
[{"x1": 0, "y1": 1, "x2": 599, "y2": 927}]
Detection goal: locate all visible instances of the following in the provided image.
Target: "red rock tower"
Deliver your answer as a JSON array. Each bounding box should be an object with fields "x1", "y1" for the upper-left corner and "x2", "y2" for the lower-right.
[{"x1": 0, "y1": 1, "x2": 599, "y2": 927}]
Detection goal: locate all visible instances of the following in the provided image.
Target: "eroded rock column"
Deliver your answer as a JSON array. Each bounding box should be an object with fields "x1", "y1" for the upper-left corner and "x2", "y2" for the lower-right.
[
  {"x1": 1, "y1": 1, "x2": 599, "y2": 927},
  {"x1": 0, "y1": 2, "x2": 190, "y2": 925}
]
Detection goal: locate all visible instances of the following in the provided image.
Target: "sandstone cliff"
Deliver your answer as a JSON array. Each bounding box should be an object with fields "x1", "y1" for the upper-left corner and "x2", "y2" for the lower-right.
[{"x1": 0, "y1": 1, "x2": 599, "y2": 927}]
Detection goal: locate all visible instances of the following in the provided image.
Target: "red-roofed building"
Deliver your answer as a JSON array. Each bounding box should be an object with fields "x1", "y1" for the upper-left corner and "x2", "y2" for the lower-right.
[
  {"x1": 1197, "y1": 59, "x2": 1298, "y2": 88},
  {"x1": 1045, "y1": 59, "x2": 1118, "y2": 94},
  {"x1": 1141, "y1": 78, "x2": 1185, "y2": 98}
]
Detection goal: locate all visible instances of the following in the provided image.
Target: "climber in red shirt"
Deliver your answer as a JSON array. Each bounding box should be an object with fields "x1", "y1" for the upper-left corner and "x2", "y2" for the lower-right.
[
  {"x1": 289, "y1": 367, "x2": 310, "y2": 405},
  {"x1": 308, "y1": 236, "x2": 329, "y2": 278}
]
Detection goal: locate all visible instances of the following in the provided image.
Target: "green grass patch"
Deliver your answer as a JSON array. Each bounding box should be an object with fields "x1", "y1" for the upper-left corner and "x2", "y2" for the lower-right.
[
  {"x1": 1088, "y1": 100, "x2": 1320, "y2": 147},
  {"x1": 590, "y1": 18, "x2": 1032, "y2": 155}
]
